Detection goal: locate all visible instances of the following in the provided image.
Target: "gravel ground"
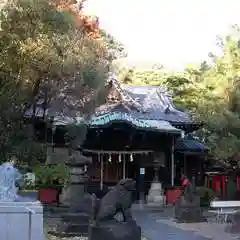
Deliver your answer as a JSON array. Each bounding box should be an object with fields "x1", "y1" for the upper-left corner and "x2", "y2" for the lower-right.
[
  {"x1": 44, "y1": 215, "x2": 148, "y2": 240},
  {"x1": 46, "y1": 235, "x2": 87, "y2": 240},
  {"x1": 46, "y1": 235, "x2": 148, "y2": 240},
  {"x1": 45, "y1": 231, "x2": 148, "y2": 240},
  {"x1": 44, "y1": 215, "x2": 87, "y2": 240}
]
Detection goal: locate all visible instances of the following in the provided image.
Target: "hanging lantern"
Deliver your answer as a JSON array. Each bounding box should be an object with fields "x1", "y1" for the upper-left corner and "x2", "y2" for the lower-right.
[
  {"x1": 130, "y1": 154, "x2": 134, "y2": 162},
  {"x1": 181, "y1": 131, "x2": 185, "y2": 138},
  {"x1": 118, "y1": 154, "x2": 122, "y2": 163},
  {"x1": 108, "y1": 154, "x2": 112, "y2": 163}
]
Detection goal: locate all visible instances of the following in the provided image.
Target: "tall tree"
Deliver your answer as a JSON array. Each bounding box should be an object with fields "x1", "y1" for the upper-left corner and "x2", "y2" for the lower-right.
[
  {"x1": 0, "y1": 0, "x2": 111, "y2": 161},
  {"x1": 195, "y1": 32, "x2": 240, "y2": 163}
]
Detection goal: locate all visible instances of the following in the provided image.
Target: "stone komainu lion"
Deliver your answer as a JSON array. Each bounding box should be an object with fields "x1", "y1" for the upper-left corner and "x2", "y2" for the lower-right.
[{"x1": 92, "y1": 179, "x2": 136, "y2": 223}]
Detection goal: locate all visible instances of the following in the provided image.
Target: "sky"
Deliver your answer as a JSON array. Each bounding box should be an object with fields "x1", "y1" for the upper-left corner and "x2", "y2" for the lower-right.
[{"x1": 84, "y1": 0, "x2": 240, "y2": 71}]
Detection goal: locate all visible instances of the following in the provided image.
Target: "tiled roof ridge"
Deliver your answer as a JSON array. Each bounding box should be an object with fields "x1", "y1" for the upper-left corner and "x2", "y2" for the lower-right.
[
  {"x1": 108, "y1": 73, "x2": 146, "y2": 112},
  {"x1": 108, "y1": 73, "x2": 181, "y2": 115},
  {"x1": 155, "y1": 86, "x2": 176, "y2": 112}
]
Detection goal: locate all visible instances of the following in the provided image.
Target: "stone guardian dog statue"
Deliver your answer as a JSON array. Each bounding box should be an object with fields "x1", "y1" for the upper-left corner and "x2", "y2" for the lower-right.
[
  {"x1": 88, "y1": 179, "x2": 141, "y2": 240},
  {"x1": 94, "y1": 178, "x2": 136, "y2": 223}
]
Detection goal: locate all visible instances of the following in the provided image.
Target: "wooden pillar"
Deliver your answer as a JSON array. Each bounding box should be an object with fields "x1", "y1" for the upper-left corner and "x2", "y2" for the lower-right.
[
  {"x1": 184, "y1": 154, "x2": 187, "y2": 175},
  {"x1": 100, "y1": 154, "x2": 103, "y2": 190},
  {"x1": 171, "y1": 138, "x2": 175, "y2": 187},
  {"x1": 204, "y1": 175, "x2": 208, "y2": 188},
  {"x1": 123, "y1": 154, "x2": 126, "y2": 179}
]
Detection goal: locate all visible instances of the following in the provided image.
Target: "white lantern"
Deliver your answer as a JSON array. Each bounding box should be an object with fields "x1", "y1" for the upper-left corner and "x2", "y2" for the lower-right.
[
  {"x1": 130, "y1": 154, "x2": 134, "y2": 162},
  {"x1": 108, "y1": 154, "x2": 112, "y2": 163},
  {"x1": 118, "y1": 154, "x2": 122, "y2": 163},
  {"x1": 181, "y1": 131, "x2": 185, "y2": 138}
]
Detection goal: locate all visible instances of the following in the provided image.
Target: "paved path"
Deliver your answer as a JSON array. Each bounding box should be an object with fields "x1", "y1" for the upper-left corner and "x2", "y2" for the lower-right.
[{"x1": 133, "y1": 210, "x2": 211, "y2": 240}]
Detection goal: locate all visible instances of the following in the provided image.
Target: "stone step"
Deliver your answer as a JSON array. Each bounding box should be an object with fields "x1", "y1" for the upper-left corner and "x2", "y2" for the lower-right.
[
  {"x1": 54, "y1": 222, "x2": 89, "y2": 236},
  {"x1": 64, "y1": 223, "x2": 89, "y2": 234},
  {"x1": 44, "y1": 204, "x2": 68, "y2": 210},
  {"x1": 62, "y1": 213, "x2": 90, "y2": 223}
]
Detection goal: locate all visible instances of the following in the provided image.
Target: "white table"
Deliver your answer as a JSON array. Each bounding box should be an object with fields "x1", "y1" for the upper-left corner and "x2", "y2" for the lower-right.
[
  {"x1": 209, "y1": 209, "x2": 238, "y2": 223},
  {"x1": 210, "y1": 201, "x2": 240, "y2": 223}
]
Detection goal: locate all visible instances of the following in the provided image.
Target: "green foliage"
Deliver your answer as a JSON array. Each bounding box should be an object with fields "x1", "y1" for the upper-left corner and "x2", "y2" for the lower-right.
[
  {"x1": 100, "y1": 30, "x2": 126, "y2": 60},
  {"x1": 226, "y1": 177, "x2": 238, "y2": 200},
  {"x1": 117, "y1": 26, "x2": 240, "y2": 164},
  {"x1": 192, "y1": 29, "x2": 240, "y2": 161},
  {"x1": 34, "y1": 164, "x2": 70, "y2": 188},
  {"x1": 120, "y1": 68, "x2": 167, "y2": 86},
  {"x1": 0, "y1": 0, "x2": 113, "y2": 162},
  {"x1": 196, "y1": 187, "x2": 215, "y2": 207},
  {"x1": 12, "y1": 141, "x2": 46, "y2": 166}
]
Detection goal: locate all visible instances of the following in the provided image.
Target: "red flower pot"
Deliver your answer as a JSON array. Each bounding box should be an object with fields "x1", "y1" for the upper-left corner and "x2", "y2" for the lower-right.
[
  {"x1": 38, "y1": 188, "x2": 58, "y2": 204},
  {"x1": 166, "y1": 188, "x2": 182, "y2": 204}
]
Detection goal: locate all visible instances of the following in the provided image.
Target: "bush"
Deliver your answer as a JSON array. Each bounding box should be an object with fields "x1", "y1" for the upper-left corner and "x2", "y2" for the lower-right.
[
  {"x1": 234, "y1": 190, "x2": 240, "y2": 200},
  {"x1": 226, "y1": 178, "x2": 238, "y2": 200},
  {"x1": 34, "y1": 164, "x2": 70, "y2": 189},
  {"x1": 196, "y1": 187, "x2": 215, "y2": 207}
]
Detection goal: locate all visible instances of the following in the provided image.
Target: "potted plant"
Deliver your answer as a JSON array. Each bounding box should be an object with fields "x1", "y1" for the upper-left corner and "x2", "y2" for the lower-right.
[{"x1": 35, "y1": 164, "x2": 70, "y2": 204}]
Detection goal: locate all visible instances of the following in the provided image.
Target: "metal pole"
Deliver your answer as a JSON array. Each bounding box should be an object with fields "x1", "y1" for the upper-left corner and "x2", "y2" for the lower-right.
[
  {"x1": 171, "y1": 138, "x2": 175, "y2": 187},
  {"x1": 100, "y1": 154, "x2": 103, "y2": 190},
  {"x1": 123, "y1": 154, "x2": 126, "y2": 179}
]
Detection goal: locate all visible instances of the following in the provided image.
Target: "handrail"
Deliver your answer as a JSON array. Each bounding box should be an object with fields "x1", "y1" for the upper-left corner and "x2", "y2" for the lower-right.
[{"x1": 26, "y1": 207, "x2": 34, "y2": 240}]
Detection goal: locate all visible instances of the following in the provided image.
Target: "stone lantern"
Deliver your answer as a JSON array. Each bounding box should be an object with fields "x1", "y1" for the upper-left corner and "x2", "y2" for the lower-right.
[
  {"x1": 54, "y1": 150, "x2": 92, "y2": 236},
  {"x1": 147, "y1": 152, "x2": 166, "y2": 207}
]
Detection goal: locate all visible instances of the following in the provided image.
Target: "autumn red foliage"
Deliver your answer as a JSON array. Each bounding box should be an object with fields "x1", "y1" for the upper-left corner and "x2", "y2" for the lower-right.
[{"x1": 52, "y1": 0, "x2": 101, "y2": 39}]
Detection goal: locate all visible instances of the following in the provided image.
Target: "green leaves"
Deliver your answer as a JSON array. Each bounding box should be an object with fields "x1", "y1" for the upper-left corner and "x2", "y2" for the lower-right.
[
  {"x1": 116, "y1": 25, "x2": 240, "y2": 163},
  {"x1": 190, "y1": 27, "x2": 240, "y2": 162},
  {"x1": 0, "y1": 0, "x2": 112, "y2": 162},
  {"x1": 34, "y1": 164, "x2": 70, "y2": 187}
]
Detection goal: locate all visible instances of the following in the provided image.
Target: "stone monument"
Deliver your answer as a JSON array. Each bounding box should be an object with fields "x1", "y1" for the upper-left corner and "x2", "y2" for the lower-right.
[
  {"x1": 54, "y1": 150, "x2": 92, "y2": 236},
  {"x1": 0, "y1": 162, "x2": 44, "y2": 240},
  {"x1": 174, "y1": 176, "x2": 205, "y2": 223},
  {"x1": 147, "y1": 153, "x2": 165, "y2": 207},
  {"x1": 226, "y1": 211, "x2": 240, "y2": 233},
  {"x1": 88, "y1": 179, "x2": 141, "y2": 240}
]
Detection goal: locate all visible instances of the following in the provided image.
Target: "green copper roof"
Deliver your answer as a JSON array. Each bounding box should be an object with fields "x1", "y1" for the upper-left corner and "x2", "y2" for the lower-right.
[{"x1": 89, "y1": 112, "x2": 181, "y2": 133}]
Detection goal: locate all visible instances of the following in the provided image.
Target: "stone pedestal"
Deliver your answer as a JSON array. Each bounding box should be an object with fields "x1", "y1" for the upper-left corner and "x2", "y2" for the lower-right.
[
  {"x1": 89, "y1": 220, "x2": 141, "y2": 240},
  {"x1": 174, "y1": 195, "x2": 205, "y2": 223},
  {"x1": 147, "y1": 153, "x2": 165, "y2": 207},
  {"x1": 226, "y1": 211, "x2": 240, "y2": 233},
  {"x1": 147, "y1": 181, "x2": 165, "y2": 207},
  {"x1": 54, "y1": 153, "x2": 92, "y2": 237},
  {"x1": 0, "y1": 201, "x2": 44, "y2": 240}
]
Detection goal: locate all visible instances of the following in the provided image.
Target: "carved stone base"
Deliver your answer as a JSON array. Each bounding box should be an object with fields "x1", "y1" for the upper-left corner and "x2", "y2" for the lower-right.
[
  {"x1": 174, "y1": 196, "x2": 206, "y2": 223},
  {"x1": 56, "y1": 212, "x2": 89, "y2": 236},
  {"x1": 147, "y1": 181, "x2": 165, "y2": 207},
  {"x1": 88, "y1": 220, "x2": 141, "y2": 240},
  {"x1": 55, "y1": 193, "x2": 92, "y2": 236},
  {"x1": 226, "y1": 211, "x2": 240, "y2": 233}
]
